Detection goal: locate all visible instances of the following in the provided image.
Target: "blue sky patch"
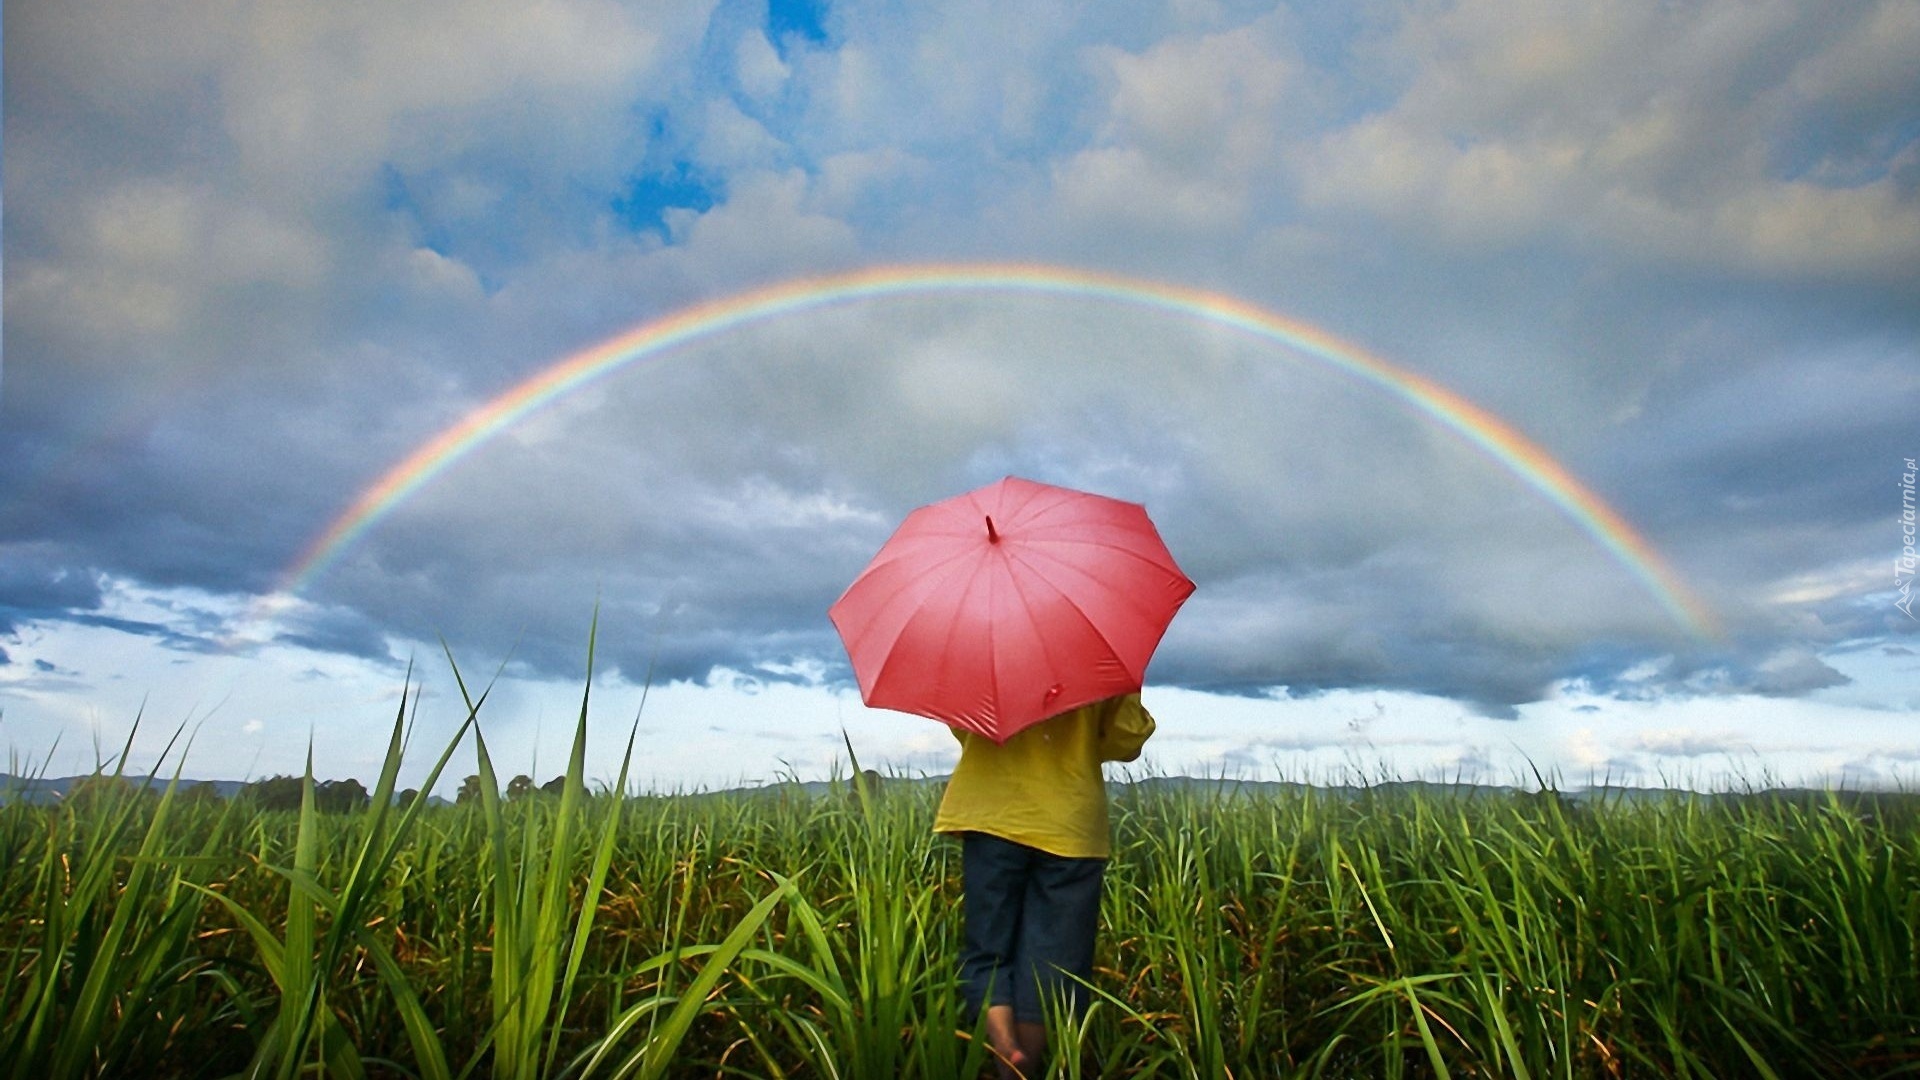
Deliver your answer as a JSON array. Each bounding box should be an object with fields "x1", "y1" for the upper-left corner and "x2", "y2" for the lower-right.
[
  {"x1": 379, "y1": 164, "x2": 458, "y2": 257},
  {"x1": 766, "y1": 0, "x2": 828, "y2": 52},
  {"x1": 612, "y1": 166, "x2": 719, "y2": 237}
]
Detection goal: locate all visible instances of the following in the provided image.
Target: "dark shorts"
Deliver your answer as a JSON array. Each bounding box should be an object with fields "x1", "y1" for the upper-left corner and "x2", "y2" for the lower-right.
[{"x1": 957, "y1": 831, "x2": 1106, "y2": 1025}]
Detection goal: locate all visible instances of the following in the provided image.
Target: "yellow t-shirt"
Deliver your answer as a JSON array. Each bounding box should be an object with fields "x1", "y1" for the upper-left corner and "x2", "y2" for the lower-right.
[{"x1": 932, "y1": 694, "x2": 1156, "y2": 859}]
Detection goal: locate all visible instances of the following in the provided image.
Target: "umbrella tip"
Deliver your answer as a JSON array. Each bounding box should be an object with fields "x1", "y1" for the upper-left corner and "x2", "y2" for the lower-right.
[{"x1": 985, "y1": 515, "x2": 999, "y2": 544}]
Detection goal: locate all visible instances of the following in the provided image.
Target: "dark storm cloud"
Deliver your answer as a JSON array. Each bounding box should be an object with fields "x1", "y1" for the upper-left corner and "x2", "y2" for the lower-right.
[
  {"x1": 0, "y1": 541, "x2": 224, "y2": 656},
  {"x1": 0, "y1": 545, "x2": 107, "y2": 635},
  {"x1": 273, "y1": 607, "x2": 400, "y2": 666},
  {"x1": 0, "y1": 542, "x2": 242, "y2": 670},
  {"x1": 1578, "y1": 646, "x2": 1853, "y2": 704},
  {"x1": 4, "y1": 0, "x2": 1917, "y2": 726}
]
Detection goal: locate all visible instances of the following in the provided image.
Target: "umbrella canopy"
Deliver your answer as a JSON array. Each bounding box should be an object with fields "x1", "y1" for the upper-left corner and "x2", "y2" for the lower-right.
[{"x1": 829, "y1": 476, "x2": 1195, "y2": 743}]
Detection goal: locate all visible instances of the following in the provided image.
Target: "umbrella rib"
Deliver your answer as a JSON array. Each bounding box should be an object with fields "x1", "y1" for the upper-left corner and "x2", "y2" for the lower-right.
[
  {"x1": 998, "y1": 480, "x2": 1069, "y2": 526},
  {"x1": 842, "y1": 541, "x2": 997, "y2": 704},
  {"x1": 852, "y1": 541, "x2": 993, "y2": 639},
  {"x1": 958, "y1": 548, "x2": 1001, "y2": 730},
  {"x1": 917, "y1": 541, "x2": 998, "y2": 726},
  {"x1": 985, "y1": 563, "x2": 1001, "y2": 730},
  {"x1": 1020, "y1": 534, "x2": 1176, "y2": 566},
  {"x1": 1001, "y1": 555, "x2": 1072, "y2": 715},
  {"x1": 854, "y1": 538, "x2": 981, "y2": 579},
  {"x1": 1015, "y1": 539, "x2": 1192, "y2": 623},
  {"x1": 1002, "y1": 547, "x2": 1133, "y2": 684},
  {"x1": 1014, "y1": 491, "x2": 1114, "y2": 530}
]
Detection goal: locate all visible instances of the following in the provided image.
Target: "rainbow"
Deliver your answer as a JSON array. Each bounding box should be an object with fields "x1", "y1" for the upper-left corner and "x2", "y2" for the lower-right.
[{"x1": 276, "y1": 262, "x2": 1719, "y2": 639}]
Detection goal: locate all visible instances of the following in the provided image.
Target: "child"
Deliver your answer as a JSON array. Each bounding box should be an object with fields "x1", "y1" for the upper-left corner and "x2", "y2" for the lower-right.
[{"x1": 933, "y1": 692, "x2": 1157, "y2": 1079}]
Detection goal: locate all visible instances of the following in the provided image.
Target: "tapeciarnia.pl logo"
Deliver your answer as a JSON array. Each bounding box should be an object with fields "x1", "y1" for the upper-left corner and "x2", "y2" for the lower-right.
[{"x1": 1899, "y1": 457, "x2": 1916, "y2": 619}]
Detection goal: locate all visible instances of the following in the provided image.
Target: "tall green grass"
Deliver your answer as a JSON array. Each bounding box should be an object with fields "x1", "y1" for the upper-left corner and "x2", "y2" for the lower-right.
[{"x1": 3, "y1": 662, "x2": 1916, "y2": 1078}]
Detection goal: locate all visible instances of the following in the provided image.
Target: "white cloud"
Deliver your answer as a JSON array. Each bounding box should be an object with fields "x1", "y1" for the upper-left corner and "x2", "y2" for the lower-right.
[
  {"x1": 692, "y1": 99, "x2": 789, "y2": 173},
  {"x1": 1634, "y1": 727, "x2": 1748, "y2": 757},
  {"x1": 658, "y1": 169, "x2": 862, "y2": 278},
  {"x1": 1054, "y1": 23, "x2": 1295, "y2": 234},
  {"x1": 1707, "y1": 179, "x2": 1920, "y2": 276},
  {"x1": 398, "y1": 247, "x2": 487, "y2": 304},
  {"x1": 16, "y1": 178, "x2": 314, "y2": 343},
  {"x1": 1295, "y1": 0, "x2": 1920, "y2": 277},
  {"x1": 1095, "y1": 25, "x2": 1292, "y2": 165},
  {"x1": 694, "y1": 479, "x2": 887, "y2": 532},
  {"x1": 733, "y1": 29, "x2": 790, "y2": 104},
  {"x1": 811, "y1": 149, "x2": 935, "y2": 219},
  {"x1": 218, "y1": 0, "x2": 697, "y2": 203},
  {"x1": 1767, "y1": 559, "x2": 1887, "y2": 607}
]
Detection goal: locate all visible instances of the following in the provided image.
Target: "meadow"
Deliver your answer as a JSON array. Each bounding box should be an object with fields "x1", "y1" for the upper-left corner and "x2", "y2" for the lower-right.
[{"x1": 4, "y1": 665, "x2": 1918, "y2": 1078}]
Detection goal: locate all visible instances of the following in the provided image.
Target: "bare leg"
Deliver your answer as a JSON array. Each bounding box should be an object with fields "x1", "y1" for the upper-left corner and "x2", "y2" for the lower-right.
[
  {"x1": 983, "y1": 1005, "x2": 1034, "y2": 1079},
  {"x1": 1016, "y1": 1019, "x2": 1047, "y2": 1075}
]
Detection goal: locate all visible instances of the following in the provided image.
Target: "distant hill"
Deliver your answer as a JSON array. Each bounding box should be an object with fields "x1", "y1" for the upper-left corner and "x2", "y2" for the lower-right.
[
  {"x1": 0, "y1": 773, "x2": 250, "y2": 806},
  {"x1": 0, "y1": 774, "x2": 449, "y2": 808},
  {"x1": 5, "y1": 771, "x2": 1909, "y2": 809},
  {"x1": 1110, "y1": 775, "x2": 1918, "y2": 806}
]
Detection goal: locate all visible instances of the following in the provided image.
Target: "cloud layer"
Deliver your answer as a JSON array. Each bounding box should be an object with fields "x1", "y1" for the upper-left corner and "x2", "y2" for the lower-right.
[{"x1": 5, "y1": 0, "x2": 1917, "y2": 736}]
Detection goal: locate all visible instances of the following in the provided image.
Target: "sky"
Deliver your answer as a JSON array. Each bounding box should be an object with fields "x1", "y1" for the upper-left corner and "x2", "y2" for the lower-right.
[{"x1": 3, "y1": 0, "x2": 1917, "y2": 795}]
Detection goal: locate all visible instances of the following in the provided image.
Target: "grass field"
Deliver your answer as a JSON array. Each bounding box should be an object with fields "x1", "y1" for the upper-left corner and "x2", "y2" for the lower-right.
[{"x1": 5, "y1": 663, "x2": 1918, "y2": 1078}]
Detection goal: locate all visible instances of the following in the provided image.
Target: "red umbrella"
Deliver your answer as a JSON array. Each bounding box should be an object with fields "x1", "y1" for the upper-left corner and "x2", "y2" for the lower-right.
[{"x1": 829, "y1": 476, "x2": 1195, "y2": 743}]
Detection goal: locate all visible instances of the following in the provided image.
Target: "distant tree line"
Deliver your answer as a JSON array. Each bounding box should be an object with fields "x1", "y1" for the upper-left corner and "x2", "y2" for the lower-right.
[
  {"x1": 244, "y1": 774, "x2": 579, "y2": 810},
  {"x1": 238, "y1": 776, "x2": 371, "y2": 813},
  {"x1": 56, "y1": 773, "x2": 580, "y2": 812},
  {"x1": 183, "y1": 775, "x2": 582, "y2": 807},
  {"x1": 455, "y1": 774, "x2": 566, "y2": 804}
]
